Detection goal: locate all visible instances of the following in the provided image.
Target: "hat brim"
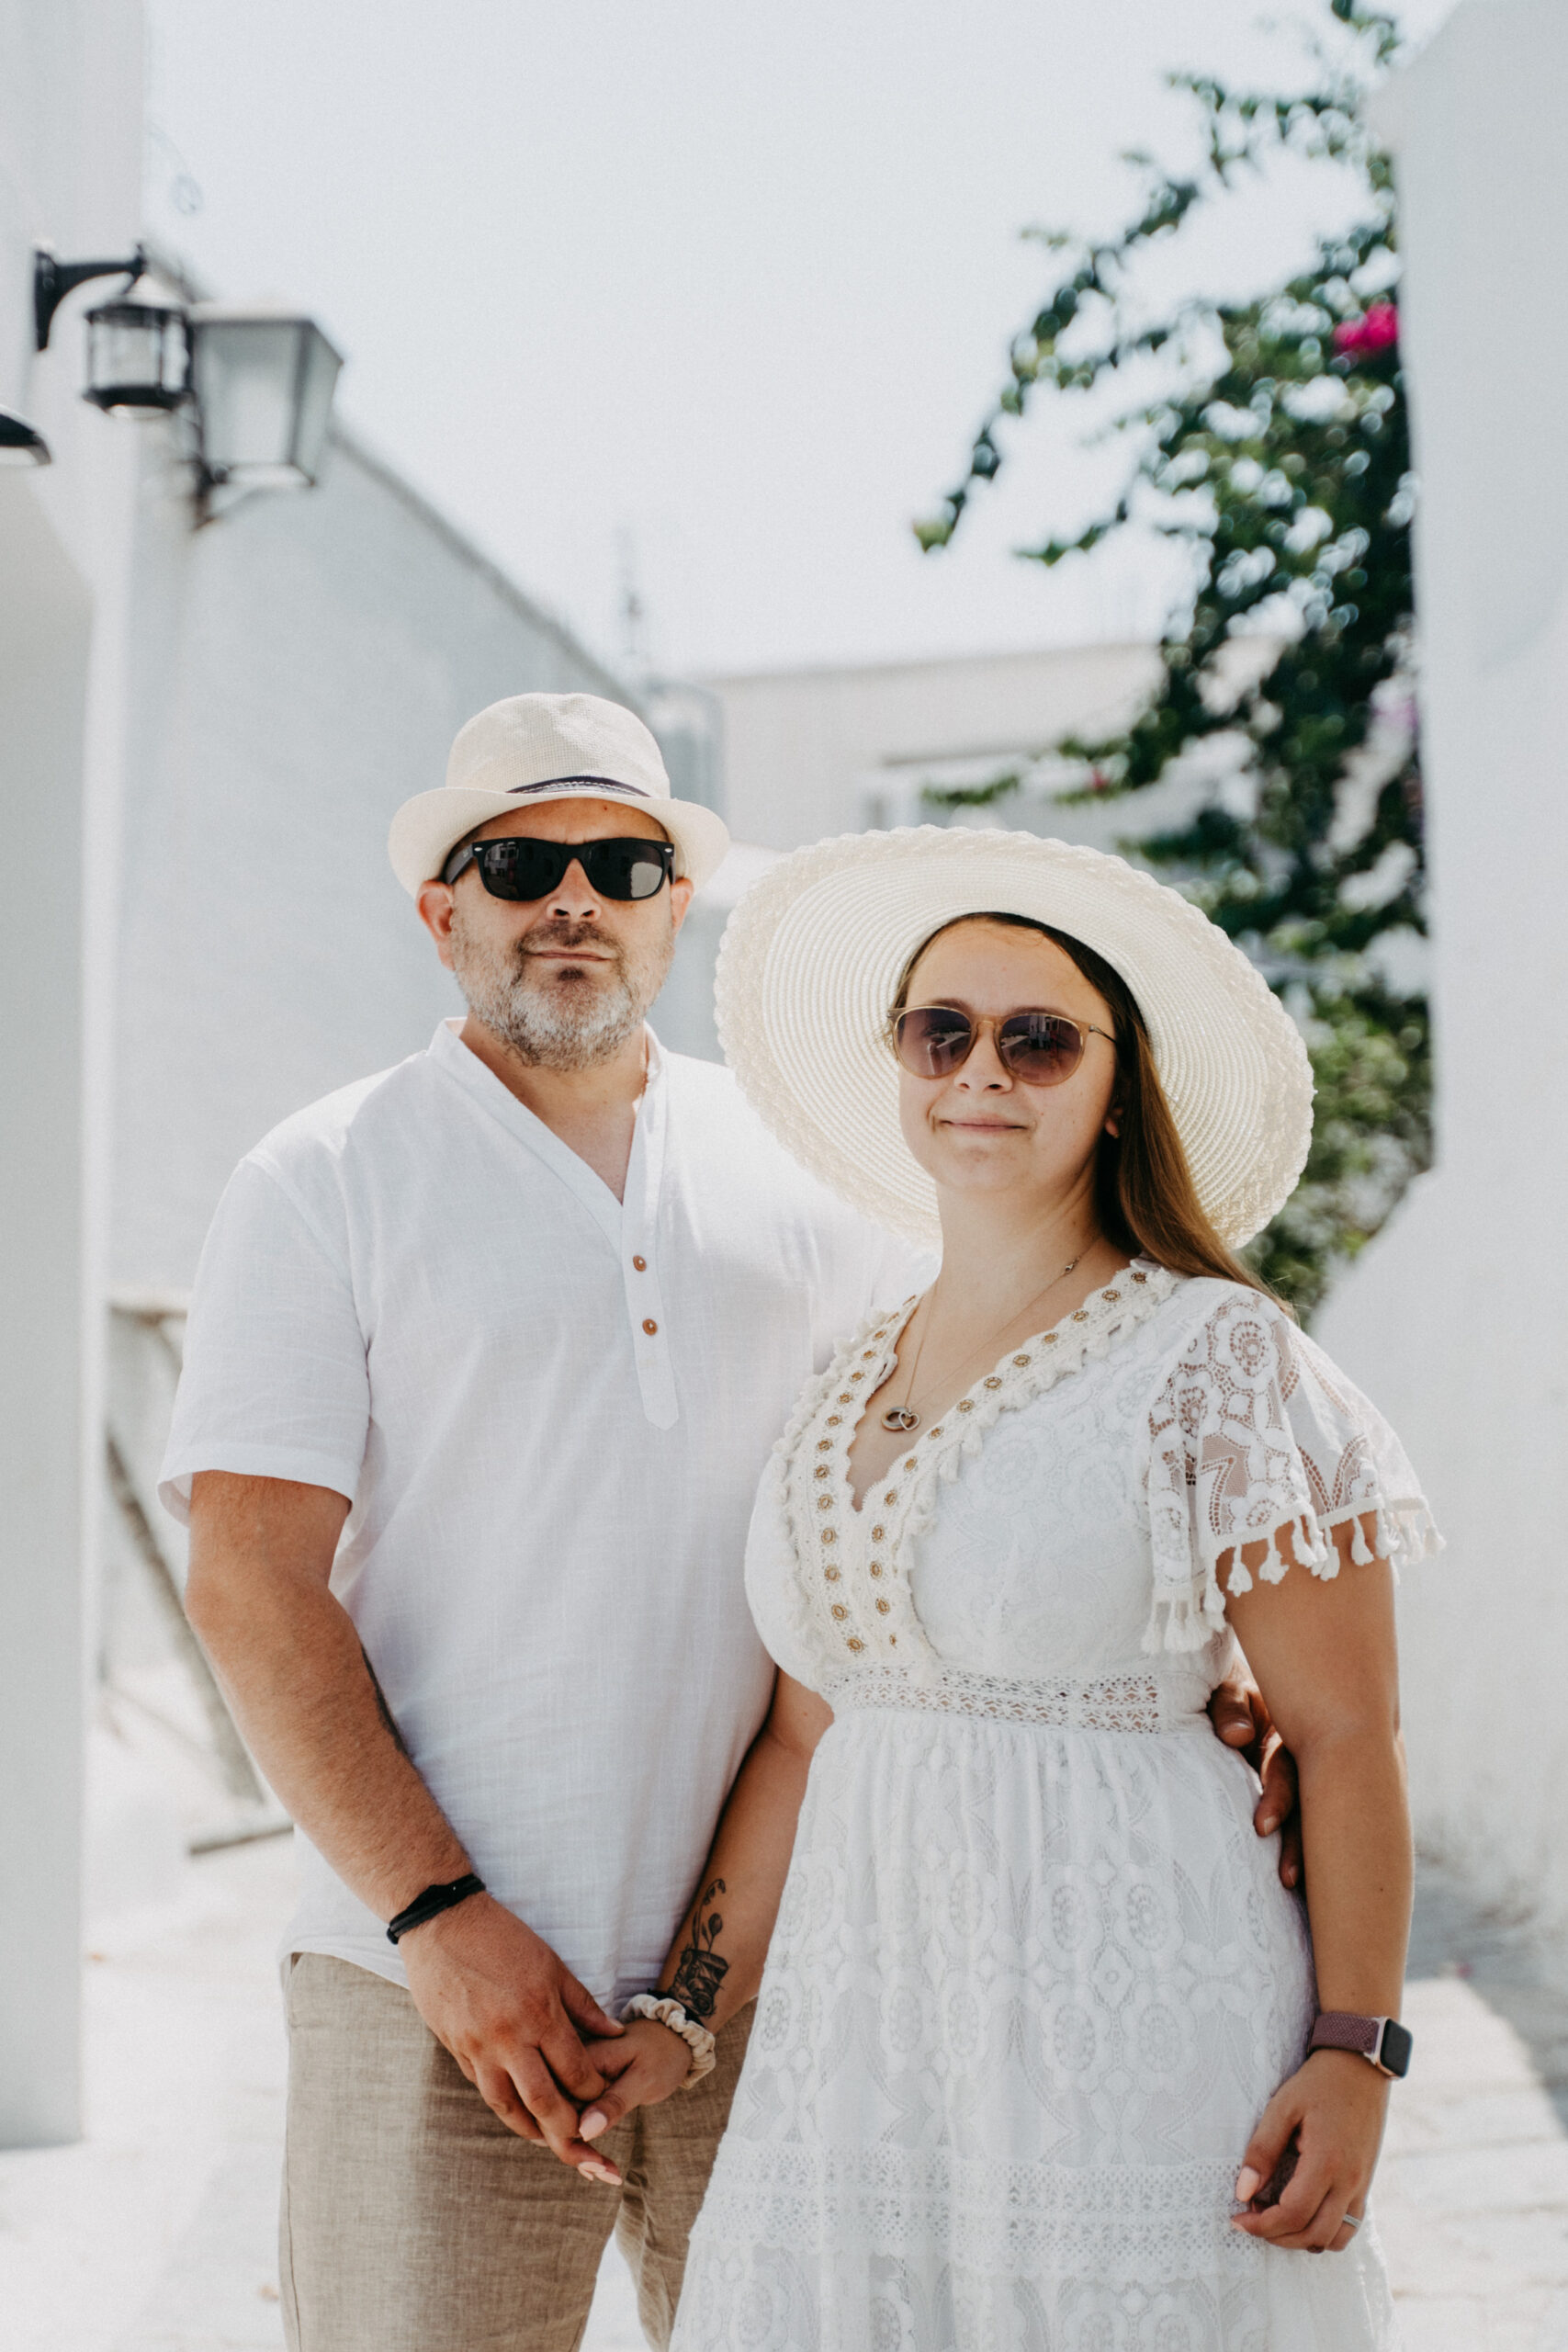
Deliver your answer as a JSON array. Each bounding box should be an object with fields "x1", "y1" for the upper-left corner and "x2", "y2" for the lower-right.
[
  {"x1": 388, "y1": 783, "x2": 731, "y2": 896},
  {"x1": 715, "y1": 826, "x2": 1313, "y2": 1250}
]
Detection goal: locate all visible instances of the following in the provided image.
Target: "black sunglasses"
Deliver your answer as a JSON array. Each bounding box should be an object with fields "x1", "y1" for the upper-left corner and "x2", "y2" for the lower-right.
[
  {"x1": 442, "y1": 834, "x2": 675, "y2": 901},
  {"x1": 891, "y1": 1004, "x2": 1115, "y2": 1085}
]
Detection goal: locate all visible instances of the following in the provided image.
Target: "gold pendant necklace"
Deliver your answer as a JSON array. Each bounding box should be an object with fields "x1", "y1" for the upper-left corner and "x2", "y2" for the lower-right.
[{"x1": 878, "y1": 1248, "x2": 1091, "y2": 1435}]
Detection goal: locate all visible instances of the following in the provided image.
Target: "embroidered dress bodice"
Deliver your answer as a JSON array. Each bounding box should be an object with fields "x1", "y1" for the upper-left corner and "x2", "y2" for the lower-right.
[
  {"x1": 752, "y1": 1260, "x2": 1433, "y2": 1713},
  {"x1": 672, "y1": 1264, "x2": 1437, "y2": 2352}
]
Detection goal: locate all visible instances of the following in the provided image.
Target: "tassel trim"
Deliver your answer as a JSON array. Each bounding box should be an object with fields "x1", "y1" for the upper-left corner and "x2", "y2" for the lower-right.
[{"x1": 1141, "y1": 1494, "x2": 1445, "y2": 1655}]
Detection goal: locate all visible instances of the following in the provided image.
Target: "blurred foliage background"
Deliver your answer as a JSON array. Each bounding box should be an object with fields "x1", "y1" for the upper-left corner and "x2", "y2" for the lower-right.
[{"x1": 917, "y1": 0, "x2": 1425, "y2": 1318}]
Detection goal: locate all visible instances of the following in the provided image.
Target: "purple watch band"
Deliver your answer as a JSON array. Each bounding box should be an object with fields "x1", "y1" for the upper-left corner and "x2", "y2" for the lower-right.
[
  {"x1": 1310, "y1": 2011, "x2": 1380, "y2": 2057},
  {"x1": 1309, "y1": 2010, "x2": 1413, "y2": 2077}
]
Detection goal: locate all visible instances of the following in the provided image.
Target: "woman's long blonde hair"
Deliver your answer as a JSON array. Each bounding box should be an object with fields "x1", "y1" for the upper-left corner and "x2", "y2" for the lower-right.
[{"x1": 890, "y1": 911, "x2": 1277, "y2": 1298}]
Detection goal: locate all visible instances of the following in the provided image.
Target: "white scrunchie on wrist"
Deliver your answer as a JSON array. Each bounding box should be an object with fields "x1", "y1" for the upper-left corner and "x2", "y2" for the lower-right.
[{"x1": 621, "y1": 1992, "x2": 718, "y2": 2088}]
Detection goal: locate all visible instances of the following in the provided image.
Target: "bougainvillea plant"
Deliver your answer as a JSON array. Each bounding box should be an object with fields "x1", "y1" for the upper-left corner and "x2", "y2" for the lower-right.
[{"x1": 917, "y1": 1, "x2": 1425, "y2": 1317}]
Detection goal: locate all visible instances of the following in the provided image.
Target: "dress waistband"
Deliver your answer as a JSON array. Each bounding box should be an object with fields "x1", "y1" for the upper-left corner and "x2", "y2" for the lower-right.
[{"x1": 821, "y1": 1663, "x2": 1211, "y2": 1736}]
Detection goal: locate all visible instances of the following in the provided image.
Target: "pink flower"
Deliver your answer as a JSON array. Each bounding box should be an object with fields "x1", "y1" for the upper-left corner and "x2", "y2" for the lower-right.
[{"x1": 1333, "y1": 302, "x2": 1399, "y2": 359}]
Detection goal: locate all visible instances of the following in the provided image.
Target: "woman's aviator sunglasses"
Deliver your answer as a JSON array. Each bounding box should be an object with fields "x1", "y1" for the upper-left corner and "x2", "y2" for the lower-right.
[
  {"x1": 443, "y1": 834, "x2": 675, "y2": 902},
  {"x1": 892, "y1": 1004, "x2": 1115, "y2": 1086}
]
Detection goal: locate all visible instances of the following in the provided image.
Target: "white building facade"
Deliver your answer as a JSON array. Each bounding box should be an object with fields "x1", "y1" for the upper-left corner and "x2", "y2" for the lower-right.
[
  {"x1": 0, "y1": 0, "x2": 147, "y2": 2147},
  {"x1": 1316, "y1": 0, "x2": 1568, "y2": 1969}
]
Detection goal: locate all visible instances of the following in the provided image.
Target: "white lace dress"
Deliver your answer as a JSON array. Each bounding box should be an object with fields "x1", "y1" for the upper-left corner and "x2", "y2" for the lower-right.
[{"x1": 671, "y1": 1264, "x2": 1439, "y2": 2352}]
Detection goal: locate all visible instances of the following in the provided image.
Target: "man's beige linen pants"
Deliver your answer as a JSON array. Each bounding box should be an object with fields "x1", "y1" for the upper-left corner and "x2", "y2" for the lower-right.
[{"x1": 279, "y1": 1955, "x2": 751, "y2": 2352}]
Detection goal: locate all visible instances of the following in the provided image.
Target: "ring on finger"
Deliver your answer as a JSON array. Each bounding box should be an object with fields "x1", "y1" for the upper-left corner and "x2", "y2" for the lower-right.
[{"x1": 1341, "y1": 2211, "x2": 1362, "y2": 2235}]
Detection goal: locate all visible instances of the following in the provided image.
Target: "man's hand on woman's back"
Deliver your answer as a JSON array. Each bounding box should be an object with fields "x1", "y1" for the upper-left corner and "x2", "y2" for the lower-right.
[{"x1": 1208, "y1": 1672, "x2": 1304, "y2": 1889}]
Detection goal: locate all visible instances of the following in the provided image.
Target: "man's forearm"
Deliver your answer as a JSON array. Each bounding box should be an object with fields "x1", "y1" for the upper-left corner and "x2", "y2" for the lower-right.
[{"x1": 186, "y1": 1474, "x2": 468, "y2": 1920}]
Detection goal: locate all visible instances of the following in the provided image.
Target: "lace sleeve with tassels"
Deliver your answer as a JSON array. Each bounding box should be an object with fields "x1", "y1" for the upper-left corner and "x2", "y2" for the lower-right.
[{"x1": 1143, "y1": 1288, "x2": 1442, "y2": 1654}]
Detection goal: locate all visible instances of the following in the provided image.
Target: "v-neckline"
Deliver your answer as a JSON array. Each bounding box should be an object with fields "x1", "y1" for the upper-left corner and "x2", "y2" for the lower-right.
[{"x1": 841, "y1": 1261, "x2": 1156, "y2": 1512}]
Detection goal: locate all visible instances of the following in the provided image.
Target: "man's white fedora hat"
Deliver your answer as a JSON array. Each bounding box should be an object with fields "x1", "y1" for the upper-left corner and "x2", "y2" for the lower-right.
[
  {"x1": 716, "y1": 826, "x2": 1314, "y2": 1250},
  {"x1": 389, "y1": 692, "x2": 730, "y2": 896}
]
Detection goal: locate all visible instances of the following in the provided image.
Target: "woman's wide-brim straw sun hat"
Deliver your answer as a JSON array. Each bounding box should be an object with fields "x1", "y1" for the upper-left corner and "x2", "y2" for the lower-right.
[{"x1": 716, "y1": 827, "x2": 1314, "y2": 1250}]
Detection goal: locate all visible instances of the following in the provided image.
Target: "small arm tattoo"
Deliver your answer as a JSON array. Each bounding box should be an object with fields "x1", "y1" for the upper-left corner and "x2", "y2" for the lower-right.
[
  {"x1": 360, "y1": 1641, "x2": 412, "y2": 1759},
  {"x1": 669, "y1": 1878, "x2": 729, "y2": 2021}
]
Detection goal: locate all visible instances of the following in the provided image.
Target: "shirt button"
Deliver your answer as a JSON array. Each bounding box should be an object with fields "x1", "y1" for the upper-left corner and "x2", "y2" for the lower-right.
[
  {"x1": 642, "y1": 1318, "x2": 658, "y2": 1336},
  {"x1": 632, "y1": 1255, "x2": 647, "y2": 1272}
]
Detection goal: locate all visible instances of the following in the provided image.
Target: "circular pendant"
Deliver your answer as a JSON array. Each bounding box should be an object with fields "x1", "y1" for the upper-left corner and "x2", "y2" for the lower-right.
[{"x1": 881, "y1": 1406, "x2": 920, "y2": 1433}]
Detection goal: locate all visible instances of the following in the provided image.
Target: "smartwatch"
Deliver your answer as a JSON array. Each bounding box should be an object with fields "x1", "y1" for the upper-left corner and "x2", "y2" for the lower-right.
[{"x1": 1308, "y1": 2010, "x2": 1413, "y2": 2078}]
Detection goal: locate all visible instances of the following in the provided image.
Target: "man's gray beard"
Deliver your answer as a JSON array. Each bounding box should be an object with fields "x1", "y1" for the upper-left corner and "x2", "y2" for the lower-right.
[{"x1": 449, "y1": 910, "x2": 674, "y2": 1071}]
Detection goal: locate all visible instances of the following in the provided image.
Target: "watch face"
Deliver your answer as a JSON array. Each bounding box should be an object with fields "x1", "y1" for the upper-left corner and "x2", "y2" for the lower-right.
[{"x1": 1379, "y1": 2018, "x2": 1414, "y2": 2078}]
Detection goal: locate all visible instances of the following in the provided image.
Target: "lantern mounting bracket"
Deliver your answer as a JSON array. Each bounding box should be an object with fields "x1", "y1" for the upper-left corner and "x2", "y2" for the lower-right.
[{"x1": 34, "y1": 244, "x2": 149, "y2": 352}]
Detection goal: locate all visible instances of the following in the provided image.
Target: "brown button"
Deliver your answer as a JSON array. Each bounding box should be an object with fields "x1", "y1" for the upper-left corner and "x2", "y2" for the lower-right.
[
  {"x1": 632, "y1": 1255, "x2": 647, "y2": 1272},
  {"x1": 814, "y1": 1465, "x2": 830, "y2": 1481},
  {"x1": 817, "y1": 1439, "x2": 833, "y2": 1453},
  {"x1": 824, "y1": 1566, "x2": 840, "y2": 1582},
  {"x1": 827, "y1": 1415, "x2": 842, "y2": 1428},
  {"x1": 904, "y1": 1457, "x2": 918, "y2": 1472},
  {"x1": 830, "y1": 1603, "x2": 848, "y2": 1622},
  {"x1": 884, "y1": 1490, "x2": 897, "y2": 1505},
  {"x1": 847, "y1": 1636, "x2": 864, "y2": 1653},
  {"x1": 642, "y1": 1318, "x2": 658, "y2": 1336},
  {"x1": 875, "y1": 1598, "x2": 890, "y2": 1614},
  {"x1": 869, "y1": 1563, "x2": 883, "y2": 1577},
  {"x1": 871, "y1": 1526, "x2": 886, "y2": 1542}
]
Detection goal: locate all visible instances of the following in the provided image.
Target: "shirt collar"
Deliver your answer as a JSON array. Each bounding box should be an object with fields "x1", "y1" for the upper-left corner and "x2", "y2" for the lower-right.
[{"x1": 427, "y1": 1017, "x2": 663, "y2": 1247}]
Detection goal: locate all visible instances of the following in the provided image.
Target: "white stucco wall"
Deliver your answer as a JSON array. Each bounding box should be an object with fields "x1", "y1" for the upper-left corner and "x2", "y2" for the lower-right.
[
  {"x1": 1314, "y1": 0, "x2": 1568, "y2": 1959},
  {"x1": 0, "y1": 0, "x2": 145, "y2": 2144},
  {"x1": 111, "y1": 420, "x2": 639, "y2": 1293}
]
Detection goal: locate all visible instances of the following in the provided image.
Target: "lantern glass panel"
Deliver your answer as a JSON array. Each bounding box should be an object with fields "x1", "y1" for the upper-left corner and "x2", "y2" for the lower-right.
[
  {"x1": 291, "y1": 324, "x2": 343, "y2": 484},
  {"x1": 190, "y1": 312, "x2": 344, "y2": 488},
  {"x1": 85, "y1": 301, "x2": 190, "y2": 413},
  {"x1": 192, "y1": 318, "x2": 301, "y2": 487}
]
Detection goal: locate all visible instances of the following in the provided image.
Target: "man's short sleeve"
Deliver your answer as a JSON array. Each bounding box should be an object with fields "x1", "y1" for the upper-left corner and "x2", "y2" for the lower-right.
[{"x1": 159, "y1": 1156, "x2": 370, "y2": 1523}]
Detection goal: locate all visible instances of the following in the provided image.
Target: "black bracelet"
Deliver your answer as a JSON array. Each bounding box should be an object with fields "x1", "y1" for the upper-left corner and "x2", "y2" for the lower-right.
[{"x1": 386, "y1": 1872, "x2": 486, "y2": 1946}]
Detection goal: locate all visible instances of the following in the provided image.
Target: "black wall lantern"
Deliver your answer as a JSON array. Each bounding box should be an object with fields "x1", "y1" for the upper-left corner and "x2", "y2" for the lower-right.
[
  {"x1": 35, "y1": 243, "x2": 190, "y2": 413},
  {"x1": 31, "y1": 243, "x2": 343, "y2": 510}
]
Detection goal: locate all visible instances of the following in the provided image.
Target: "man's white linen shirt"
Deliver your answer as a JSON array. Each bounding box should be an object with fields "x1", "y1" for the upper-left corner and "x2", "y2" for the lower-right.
[{"x1": 162, "y1": 1020, "x2": 919, "y2": 2006}]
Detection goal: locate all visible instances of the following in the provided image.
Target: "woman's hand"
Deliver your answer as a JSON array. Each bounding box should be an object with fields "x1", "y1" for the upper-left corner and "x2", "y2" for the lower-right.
[
  {"x1": 1231, "y1": 2049, "x2": 1391, "y2": 2252},
  {"x1": 571, "y1": 2018, "x2": 694, "y2": 2174}
]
